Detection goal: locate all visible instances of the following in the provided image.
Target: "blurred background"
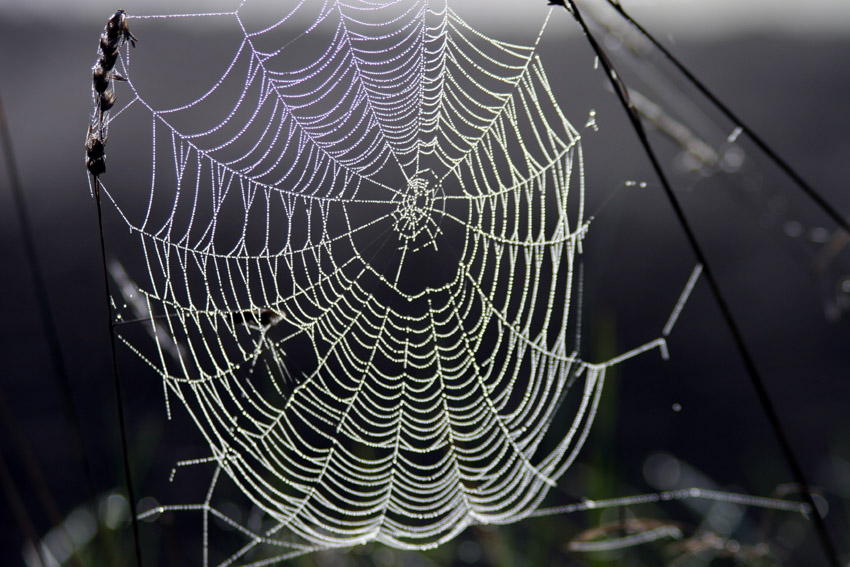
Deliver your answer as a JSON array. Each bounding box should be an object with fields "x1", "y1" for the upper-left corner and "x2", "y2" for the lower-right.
[{"x1": 1, "y1": 0, "x2": 849, "y2": 565}]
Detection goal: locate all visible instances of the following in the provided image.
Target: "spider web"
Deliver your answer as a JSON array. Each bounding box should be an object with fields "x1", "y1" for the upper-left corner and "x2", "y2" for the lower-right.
[{"x1": 91, "y1": 0, "x2": 708, "y2": 561}]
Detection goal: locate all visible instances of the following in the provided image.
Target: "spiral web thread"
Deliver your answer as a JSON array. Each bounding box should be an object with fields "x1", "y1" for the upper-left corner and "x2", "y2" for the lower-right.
[{"x1": 95, "y1": 1, "x2": 701, "y2": 562}]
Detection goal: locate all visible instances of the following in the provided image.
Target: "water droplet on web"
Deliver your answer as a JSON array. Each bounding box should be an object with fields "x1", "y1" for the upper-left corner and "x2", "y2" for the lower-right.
[
  {"x1": 138, "y1": 496, "x2": 162, "y2": 522},
  {"x1": 585, "y1": 109, "x2": 598, "y2": 132},
  {"x1": 727, "y1": 126, "x2": 743, "y2": 143}
]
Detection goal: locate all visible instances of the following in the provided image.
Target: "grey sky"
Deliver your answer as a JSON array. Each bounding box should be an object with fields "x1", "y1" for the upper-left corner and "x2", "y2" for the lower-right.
[{"x1": 1, "y1": 0, "x2": 849, "y2": 37}]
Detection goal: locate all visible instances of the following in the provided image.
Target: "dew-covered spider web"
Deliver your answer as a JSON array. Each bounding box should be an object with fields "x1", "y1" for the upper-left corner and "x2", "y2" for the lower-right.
[{"x1": 86, "y1": 0, "x2": 830, "y2": 564}]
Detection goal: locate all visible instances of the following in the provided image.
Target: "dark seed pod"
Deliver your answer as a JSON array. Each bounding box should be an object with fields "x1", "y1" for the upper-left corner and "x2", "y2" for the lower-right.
[
  {"x1": 100, "y1": 90, "x2": 117, "y2": 111},
  {"x1": 105, "y1": 10, "x2": 137, "y2": 48},
  {"x1": 86, "y1": 129, "x2": 104, "y2": 159},
  {"x1": 86, "y1": 130, "x2": 107, "y2": 177},
  {"x1": 99, "y1": 36, "x2": 113, "y2": 54},
  {"x1": 100, "y1": 48, "x2": 119, "y2": 71},
  {"x1": 86, "y1": 156, "x2": 106, "y2": 177}
]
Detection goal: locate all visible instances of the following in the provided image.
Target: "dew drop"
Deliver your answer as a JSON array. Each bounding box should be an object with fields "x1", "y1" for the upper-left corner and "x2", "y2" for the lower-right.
[
  {"x1": 727, "y1": 126, "x2": 743, "y2": 143},
  {"x1": 585, "y1": 109, "x2": 599, "y2": 132}
]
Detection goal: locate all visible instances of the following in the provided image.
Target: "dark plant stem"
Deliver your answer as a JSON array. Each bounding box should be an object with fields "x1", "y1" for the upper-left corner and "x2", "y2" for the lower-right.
[
  {"x1": 559, "y1": 2, "x2": 841, "y2": 565},
  {"x1": 605, "y1": 0, "x2": 850, "y2": 237},
  {"x1": 91, "y1": 176, "x2": 143, "y2": 567}
]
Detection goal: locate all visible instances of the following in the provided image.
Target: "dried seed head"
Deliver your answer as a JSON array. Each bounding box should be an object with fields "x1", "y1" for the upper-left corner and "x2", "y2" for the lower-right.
[
  {"x1": 99, "y1": 35, "x2": 115, "y2": 55},
  {"x1": 100, "y1": 90, "x2": 117, "y2": 111},
  {"x1": 99, "y1": 46, "x2": 119, "y2": 71},
  {"x1": 105, "y1": 10, "x2": 137, "y2": 49},
  {"x1": 86, "y1": 128, "x2": 107, "y2": 177},
  {"x1": 87, "y1": 10, "x2": 137, "y2": 179},
  {"x1": 93, "y1": 63, "x2": 110, "y2": 93}
]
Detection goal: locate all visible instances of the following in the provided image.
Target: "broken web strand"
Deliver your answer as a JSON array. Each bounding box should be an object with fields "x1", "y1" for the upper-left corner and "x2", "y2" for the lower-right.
[
  {"x1": 94, "y1": 2, "x2": 820, "y2": 564},
  {"x1": 555, "y1": 1, "x2": 841, "y2": 565}
]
